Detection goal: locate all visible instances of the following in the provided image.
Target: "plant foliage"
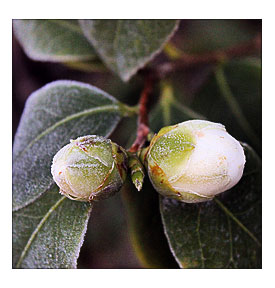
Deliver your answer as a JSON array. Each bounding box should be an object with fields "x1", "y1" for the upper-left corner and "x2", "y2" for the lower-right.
[{"x1": 13, "y1": 20, "x2": 262, "y2": 269}]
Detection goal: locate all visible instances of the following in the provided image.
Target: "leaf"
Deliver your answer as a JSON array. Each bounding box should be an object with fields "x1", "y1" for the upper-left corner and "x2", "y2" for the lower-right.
[
  {"x1": 173, "y1": 20, "x2": 258, "y2": 54},
  {"x1": 189, "y1": 59, "x2": 261, "y2": 153},
  {"x1": 150, "y1": 81, "x2": 206, "y2": 132},
  {"x1": 121, "y1": 179, "x2": 178, "y2": 268},
  {"x1": 153, "y1": 60, "x2": 262, "y2": 153},
  {"x1": 13, "y1": 185, "x2": 92, "y2": 268},
  {"x1": 13, "y1": 80, "x2": 126, "y2": 211},
  {"x1": 78, "y1": 192, "x2": 140, "y2": 268},
  {"x1": 79, "y1": 20, "x2": 179, "y2": 81},
  {"x1": 159, "y1": 143, "x2": 262, "y2": 268},
  {"x1": 13, "y1": 20, "x2": 97, "y2": 62},
  {"x1": 149, "y1": 81, "x2": 261, "y2": 268},
  {"x1": 12, "y1": 80, "x2": 133, "y2": 268}
]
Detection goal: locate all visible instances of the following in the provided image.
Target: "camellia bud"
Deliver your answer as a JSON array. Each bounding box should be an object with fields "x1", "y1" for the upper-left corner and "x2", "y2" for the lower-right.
[
  {"x1": 51, "y1": 135, "x2": 128, "y2": 202},
  {"x1": 127, "y1": 152, "x2": 145, "y2": 191},
  {"x1": 141, "y1": 120, "x2": 246, "y2": 203}
]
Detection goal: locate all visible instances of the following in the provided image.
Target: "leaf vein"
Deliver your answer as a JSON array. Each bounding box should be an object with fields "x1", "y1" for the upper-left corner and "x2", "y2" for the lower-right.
[
  {"x1": 196, "y1": 207, "x2": 205, "y2": 268},
  {"x1": 226, "y1": 216, "x2": 236, "y2": 268},
  {"x1": 48, "y1": 20, "x2": 83, "y2": 35},
  {"x1": 215, "y1": 65, "x2": 260, "y2": 149},
  {"x1": 214, "y1": 198, "x2": 261, "y2": 247},
  {"x1": 15, "y1": 104, "x2": 122, "y2": 161},
  {"x1": 16, "y1": 196, "x2": 67, "y2": 268}
]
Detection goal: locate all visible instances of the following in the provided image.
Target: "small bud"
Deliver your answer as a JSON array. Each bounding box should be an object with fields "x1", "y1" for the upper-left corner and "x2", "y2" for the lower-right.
[
  {"x1": 51, "y1": 135, "x2": 128, "y2": 202},
  {"x1": 143, "y1": 120, "x2": 246, "y2": 203},
  {"x1": 127, "y1": 152, "x2": 145, "y2": 191}
]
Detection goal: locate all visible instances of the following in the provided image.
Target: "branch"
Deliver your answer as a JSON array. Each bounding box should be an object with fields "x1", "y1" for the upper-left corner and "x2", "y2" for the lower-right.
[
  {"x1": 154, "y1": 33, "x2": 262, "y2": 78},
  {"x1": 129, "y1": 76, "x2": 153, "y2": 153},
  {"x1": 130, "y1": 33, "x2": 261, "y2": 153}
]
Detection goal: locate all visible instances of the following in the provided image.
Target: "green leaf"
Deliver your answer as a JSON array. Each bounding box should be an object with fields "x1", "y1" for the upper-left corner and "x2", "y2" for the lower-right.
[
  {"x1": 78, "y1": 192, "x2": 140, "y2": 268},
  {"x1": 149, "y1": 80, "x2": 261, "y2": 268},
  {"x1": 189, "y1": 59, "x2": 261, "y2": 152},
  {"x1": 150, "y1": 81, "x2": 206, "y2": 132},
  {"x1": 155, "y1": 60, "x2": 261, "y2": 153},
  {"x1": 13, "y1": 80, "x2": 126, "y2": 210},
  {"x1": 12, "y1": 80, "x2": 133, "y2": 268},
  {"x1": 13, "y1": 20, "x2": 97, "y2": 62},
  {"x1": 13, "y1": 185, "x2": 92, "y2": 268},
  {"x1": 159, "y1": 143, "x2": 261, "y2": 268},
  {"x1": 79, "y1": 20, "x2": 179, "y2": 81},
  {"x1": 121, "y1": 179, "x2": 178, "y2": 268},
  {"x1": 174, "y1": 20, "x2": 258, "y2": 54}
]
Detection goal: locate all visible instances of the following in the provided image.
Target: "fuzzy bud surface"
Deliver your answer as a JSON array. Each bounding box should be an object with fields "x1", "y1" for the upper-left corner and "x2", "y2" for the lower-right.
[
  {"x1": 144, "y1": 120, "x2": 246, "y2": 203},
  {"x1": 51, "y1": 135, "x2": 128, "y2": 202}
]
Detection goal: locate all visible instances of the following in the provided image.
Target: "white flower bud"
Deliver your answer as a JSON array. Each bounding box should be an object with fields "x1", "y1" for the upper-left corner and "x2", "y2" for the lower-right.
[{"x1": 145, "y1": 120, "x2": 246, "y2": 203}]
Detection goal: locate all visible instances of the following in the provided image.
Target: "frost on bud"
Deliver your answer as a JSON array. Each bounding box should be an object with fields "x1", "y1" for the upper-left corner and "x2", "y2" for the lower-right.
[
  {"x1": 51, "y1": 135, "x2": 128, "y2": 202},
  {"x1": 143, "y1": 120, "x2": 246, "y2": 203}
]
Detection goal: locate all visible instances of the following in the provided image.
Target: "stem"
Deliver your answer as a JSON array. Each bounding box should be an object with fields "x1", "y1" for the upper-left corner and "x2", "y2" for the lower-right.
[
  {"x1": 160, "y1": 81, "x2": 206, "y2": 123},
  {"x1": 147, "y1": 33, "x2": 261, "y2": 79},
  {"x1": 119, "y1": 103, "x2": 139, "y2": 117},
  {"x1": 163, "y1": 42, "x2": 183, "y2": 60},
  {"x1": 129, "y1": 76, "x2": 154, "y2": 152},
  {"x1": 159, "y1": 81, "x2": 173, "y2": 125}
]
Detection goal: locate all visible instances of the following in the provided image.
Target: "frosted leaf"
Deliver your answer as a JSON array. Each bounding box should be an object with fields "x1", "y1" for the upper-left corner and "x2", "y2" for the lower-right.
[
  {"x1": 13, "y1": 186, "x2": 92, "y2": 268},
  {"x1": 13, "y1": 80, "x2": 123, "y2": 210},
  {"x1": 79, "y1": 20, "x2": 179, "y2": 81}
]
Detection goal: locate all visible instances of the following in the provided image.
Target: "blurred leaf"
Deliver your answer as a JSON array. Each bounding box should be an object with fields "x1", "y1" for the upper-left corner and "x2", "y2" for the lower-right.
[
  {"x1": 167, "y1": 64, "x2": 214, "y2": 103},
  {"x1": 13, "y1": 186, "x2": 92, "y2": 268},
  {"x1": 92, "y1": 73, "x2": 144, "y2": 104},
  {"x1": 159, "y1": 143, "x2": 261, "y2": 268},
  {"x1": 13, "y1": 80, "x2": 127, "y2": 210},
  {"x1": 78, "y1": 193, "x2": 140, "y2": 268},
  {"x1": 150, "y1": 81, "x2": 205, "y2": 132},
  {"x1": 214, "y1": 64, "x2": 260, "y2": 150},
  {"x1": 79, "y1": 20, "x2": 179, "y2": 81},
  {"x1": 174, "y1": 20, "x2": 258, "y2": 54},
  {"x1": 122, "y1": 179, "x2": 178, "y2": 268},
  {"x1": 189, "y1": 59, "x2": 261, "y2": 152},
  {"x1": 13, "y1": 20, "x2": 97, "y2": 62},
  {"x1": 165, "y1": 59, "x2": 261, "y2": 153},
  {"x1": 64, "y1": 59, "x2": 106, "y2": 72}
]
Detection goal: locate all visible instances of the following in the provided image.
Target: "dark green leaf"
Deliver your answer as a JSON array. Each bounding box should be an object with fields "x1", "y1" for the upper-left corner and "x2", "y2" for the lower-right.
[
  {"x1": 121, "y1": 179, "x2": 178, "y2": 268},
  {"x1": 190, "y1": 59, "x2": 261, "y2": 153},
  {"x1": 13, "y1": 20, "x2": 97, "y2": 62},
  {"x1": 13, "y1": 185, "x2": 92, "y2": 268},
  {"x1": 79, "y1": 20, "x2": 179, "y2": 81},
  {"x1": 159, "y1": 144, "x2": 261, "y2": 268},
  {"x1": 78, "y1": 193, "x2": 140, "y2": 268},
  {"x1": 149, "y1": 81, "x2": 261, "y2": 268},
  {"x1": 174, "y1": 20, "x2": 258, "y2": 54},
  {"x1": 13, "y1": 80, "x2": 126, "y2": 210},
  {"x1": 150, "y1": 82, "x2": 205, "y2": 133}
]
